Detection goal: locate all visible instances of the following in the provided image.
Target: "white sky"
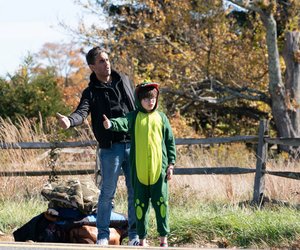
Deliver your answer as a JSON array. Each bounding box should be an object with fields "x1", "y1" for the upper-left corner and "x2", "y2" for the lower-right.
[{"x1": 0, "y1": 0, "x2": 92, "y2": 76}]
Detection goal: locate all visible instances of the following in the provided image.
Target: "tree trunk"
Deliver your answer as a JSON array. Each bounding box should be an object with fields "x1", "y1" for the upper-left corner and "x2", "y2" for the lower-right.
[
  {"x1": 282, "y1": 31, "x2": 300, "y2": 137},
  {"x1": 260, "y1": 12, "x2": 297, "y2": 147},
  {"x1": 228, "y1": 0, "x2": 300, "y2": 155}
]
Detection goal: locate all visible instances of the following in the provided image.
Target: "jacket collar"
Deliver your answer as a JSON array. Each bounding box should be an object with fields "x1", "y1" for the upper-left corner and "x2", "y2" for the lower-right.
[{"x1": 89, "y1": 70, "x2": 120, "y2": 88}]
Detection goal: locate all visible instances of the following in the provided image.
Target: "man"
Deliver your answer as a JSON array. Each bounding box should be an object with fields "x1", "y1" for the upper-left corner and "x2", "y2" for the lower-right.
[{"x1": 56, "y1": 46, "x2": 139, "y2": 246}]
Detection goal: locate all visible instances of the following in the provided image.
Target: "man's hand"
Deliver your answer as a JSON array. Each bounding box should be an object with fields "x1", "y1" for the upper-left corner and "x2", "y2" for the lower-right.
[
  {"x1": 56, "y1": 112, "x2": 71, "y2": 129},
  {"x1": 103, "y1": 114, "x2": 111, "y2": 129}
]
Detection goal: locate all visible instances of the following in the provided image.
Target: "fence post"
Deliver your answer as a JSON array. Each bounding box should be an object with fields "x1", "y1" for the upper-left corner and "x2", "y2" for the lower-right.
[{"x1": 252, "y1": 119, "x2": 268, "y2": 206}]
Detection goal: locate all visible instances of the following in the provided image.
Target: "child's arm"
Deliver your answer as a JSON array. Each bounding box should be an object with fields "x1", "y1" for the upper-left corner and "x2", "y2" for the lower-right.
[
  {"x1": 162, "y1": 113, "x2": 176, "y2": 180},
  {"x1": 102, "y1": 114, "x2": 132, "y2": 132},
  {"x1": 163, "y1": 116, "x2": 176, "y2": 166}
]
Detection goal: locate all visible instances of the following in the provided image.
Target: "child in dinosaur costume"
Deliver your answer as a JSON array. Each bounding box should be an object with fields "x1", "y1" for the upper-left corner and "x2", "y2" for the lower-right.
[{"x1": 103, "y1": 82, "x2": 176, "y2": 247}]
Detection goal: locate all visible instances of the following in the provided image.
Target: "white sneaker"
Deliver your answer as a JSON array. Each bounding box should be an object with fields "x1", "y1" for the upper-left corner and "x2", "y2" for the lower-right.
[
  {"x1": 96, "y1": 238, "x2": 109, "y2": 245},
  {"x1": 128, "y1": 238, "x2": 140, "y2": 246}
]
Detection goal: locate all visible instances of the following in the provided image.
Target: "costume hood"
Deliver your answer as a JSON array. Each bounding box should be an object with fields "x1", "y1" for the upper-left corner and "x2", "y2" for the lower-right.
[{"x1": 134, "y1": 82, "x2": 159, "y2": 113}]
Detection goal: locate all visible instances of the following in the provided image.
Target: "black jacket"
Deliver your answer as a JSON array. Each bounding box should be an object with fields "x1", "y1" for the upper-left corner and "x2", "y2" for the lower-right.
[{"x1": 68, "y1": 70, "x2": 135, "y2": 148}]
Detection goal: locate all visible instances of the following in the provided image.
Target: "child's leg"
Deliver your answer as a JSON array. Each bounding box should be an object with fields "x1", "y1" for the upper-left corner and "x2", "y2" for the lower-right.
[
  {"x1": 160, "y1": 236, "x2": 168, "y2": 247},
  {"x1": 134, "y1": 182, "x2": 151, "y2": 242},
  {"x1": 136, "y1": 197, "x2": 150, "y2": 240},
  {"x1": 151, "y1": 178, "x2": 170, "y2": 237}
]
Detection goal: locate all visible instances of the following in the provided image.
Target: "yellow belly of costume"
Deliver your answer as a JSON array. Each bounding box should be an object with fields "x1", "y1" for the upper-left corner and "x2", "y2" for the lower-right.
[{"x1": 135, "y1": 112, "x2": 163, "y2": 185}]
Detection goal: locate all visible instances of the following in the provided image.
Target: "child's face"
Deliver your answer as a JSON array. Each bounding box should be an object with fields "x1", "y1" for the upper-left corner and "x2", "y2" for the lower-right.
[{"x1": 141, "y1": 97, "x2": 157, "y2": 111}]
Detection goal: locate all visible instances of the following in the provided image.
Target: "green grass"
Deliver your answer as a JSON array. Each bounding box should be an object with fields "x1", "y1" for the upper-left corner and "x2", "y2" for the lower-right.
[
  {"x1": 167, "y1": 202, "x2": 299, "y2": 248},
  {"x1": 0, "y1": 197, "x2": 47, "y2": 233},
  {"x1": 1, "y1": 197, "x2": 298, "y2": 248}
]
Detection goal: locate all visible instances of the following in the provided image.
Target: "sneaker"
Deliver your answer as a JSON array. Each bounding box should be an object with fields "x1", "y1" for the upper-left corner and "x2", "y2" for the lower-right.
[
  {"x1": 139, "y1": 242, "x2": 149, "y2": 247},
  {"x1": 128, "y1": 238, "x2": 140, "y2": 246},
  {"x1": 96, "y1": 238, "x2": 109, "y2": 245},
  {"x1": 160, "y1": 243, "x2": 168, "y2": 247}
]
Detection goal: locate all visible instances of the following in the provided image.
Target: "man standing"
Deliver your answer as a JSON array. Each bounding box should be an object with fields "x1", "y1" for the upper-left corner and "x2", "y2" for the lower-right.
[{"x1": 56, "y1": 47, "x2": 139, "y2": 246}]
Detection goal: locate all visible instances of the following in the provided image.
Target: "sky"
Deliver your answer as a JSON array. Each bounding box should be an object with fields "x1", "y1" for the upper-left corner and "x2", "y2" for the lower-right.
[
  {"x1": 0, "y1": 1, "x2": 241, "y2": 77},
  {"x1": 0, "y1": 0, "x2": 91, "y2": 76}
]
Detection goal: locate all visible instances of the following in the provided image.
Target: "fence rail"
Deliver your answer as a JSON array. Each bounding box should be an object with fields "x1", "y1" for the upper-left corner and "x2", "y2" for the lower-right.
[
  {"x1": 0, "y1": 135, "x2": 258, "y2": 149},
  {"x1": 1, "y1": 120, "x2": 299, "y2": 205},
  {"x1": 0, "y1": 167, "x2": 257, "y2": 177}
]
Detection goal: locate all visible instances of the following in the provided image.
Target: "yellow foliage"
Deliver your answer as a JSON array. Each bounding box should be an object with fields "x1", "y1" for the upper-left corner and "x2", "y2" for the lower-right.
[
  {"x1": 66, "y1": 0, "x2": 298, "y2": 136},
  {"x1": 169, "y1": 111, "x2": 198, "y2": 138}
]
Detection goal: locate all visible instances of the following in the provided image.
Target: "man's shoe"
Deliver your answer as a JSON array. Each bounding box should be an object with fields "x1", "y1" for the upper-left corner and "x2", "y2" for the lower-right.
[
  {"x1": 96, "y1": 238, "x2": 109, "y2": 245},
  {"x1": 128, "y1": 238, "x2": 140, "y2": 246}
]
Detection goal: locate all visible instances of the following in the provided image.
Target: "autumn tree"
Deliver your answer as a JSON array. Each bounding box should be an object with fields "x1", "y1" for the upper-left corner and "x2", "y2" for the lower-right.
[
  {"x1": 70, "y1": 0, "x2": 270, "y2": 135},
  {"x1": 36, "y1": 43, "x2": 90, "y2": 109},
  {"x1": 70, "y1": 0, "x2": 299, "y2": 148},
  {"x1": 227, "y1": 0, "x2": 300, "y2": 154}
]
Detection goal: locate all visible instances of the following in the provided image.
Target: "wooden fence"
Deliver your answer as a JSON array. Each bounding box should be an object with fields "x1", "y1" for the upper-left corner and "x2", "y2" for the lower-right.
[{"x1": 0, "y1": 120, "x2": 299, "y2": 205}]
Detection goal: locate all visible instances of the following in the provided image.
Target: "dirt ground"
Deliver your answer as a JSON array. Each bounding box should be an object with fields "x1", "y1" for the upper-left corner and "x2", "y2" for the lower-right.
[
  {"x1": 0, "y1": 233, "x2": 14, "y2": 242},
  {"x1": 1, "y1": 231, "x2": 299, "y2": 249}
]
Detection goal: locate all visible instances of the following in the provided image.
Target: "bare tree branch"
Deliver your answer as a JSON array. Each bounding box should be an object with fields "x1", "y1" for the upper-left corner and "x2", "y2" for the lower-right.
[
  {"x1": 161, "y1": 78, "x2": 270, "y2": 105},
  {"x1": 227, "y1": 0, "x2": 263, "y2": 13}
]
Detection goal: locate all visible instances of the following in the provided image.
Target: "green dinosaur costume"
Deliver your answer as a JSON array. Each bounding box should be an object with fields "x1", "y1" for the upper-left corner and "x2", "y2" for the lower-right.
[{"x1": 108, "y1": 82, "x2": 176, "y2": 239}]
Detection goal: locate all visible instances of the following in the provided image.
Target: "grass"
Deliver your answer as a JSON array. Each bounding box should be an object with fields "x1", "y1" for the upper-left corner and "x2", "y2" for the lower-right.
[
  {"x1": 168, "y1": 203, "x2": 299, "y2": 248},
  {"x1": 0, "y1": 196, "x2": 299, "y2": 249},
  {"x1": 0, "y1": 197, "x2": 47, "y2": 234}
]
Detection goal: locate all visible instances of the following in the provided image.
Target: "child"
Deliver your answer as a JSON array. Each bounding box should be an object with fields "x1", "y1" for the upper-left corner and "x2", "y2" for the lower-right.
[{"x1": 103, "y1": 82, "x2": 176, "y2": 247}]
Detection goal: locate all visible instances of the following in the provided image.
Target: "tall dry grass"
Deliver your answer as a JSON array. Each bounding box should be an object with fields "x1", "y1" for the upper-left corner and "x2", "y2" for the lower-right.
[
  {"x1": 0, "y1": 116, "x2": 96, "y2": 200},
  {"x1": 171, "y1": 144, "x2": 299, "y2": 204},
  {"x1": 0, "y1": 116, "x2": 299, "y2": 205}
]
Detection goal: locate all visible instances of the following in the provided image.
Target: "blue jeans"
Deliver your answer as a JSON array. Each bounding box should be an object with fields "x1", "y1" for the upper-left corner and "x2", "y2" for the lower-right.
[{"x1": 96, "y1": 142, "x2": 137, "y2": 241}]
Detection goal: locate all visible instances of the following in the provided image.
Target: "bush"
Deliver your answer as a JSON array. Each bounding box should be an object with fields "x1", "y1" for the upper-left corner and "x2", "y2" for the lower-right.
[{"x1": 0, "y1": 71, "x2": 70, "y2": 121}]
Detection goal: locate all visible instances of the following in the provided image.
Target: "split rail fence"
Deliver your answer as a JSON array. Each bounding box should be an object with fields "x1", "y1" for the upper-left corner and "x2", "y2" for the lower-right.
[{"x1": 0, "y1": 120, "x2": 299, "y2": 205}]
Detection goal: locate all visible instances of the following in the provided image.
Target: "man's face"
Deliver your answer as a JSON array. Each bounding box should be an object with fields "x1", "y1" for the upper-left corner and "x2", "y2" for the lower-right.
[{"x1": 89, "y1": 52, "x2": 111, "y2": 77}]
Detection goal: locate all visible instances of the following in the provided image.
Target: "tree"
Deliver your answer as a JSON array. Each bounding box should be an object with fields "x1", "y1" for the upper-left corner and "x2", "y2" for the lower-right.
[
  {"x1": 0, "y1": 58, "x2": 70, "y2": 121},
  {"x1": 71, "y1": 0, "x2": 299, "y2": 146},
  {"x1": 227, "y1": 0, "x2": 300, "y2": 154},
  {"x1": 70, "y1": 0, "x2": 269, "y2": 135},
  {"x1": 35, "y1": 43, "x2": 90, "y2": 109},
  {"x1": 283, "y1": 31, "x2": 300, "y2": 137}
]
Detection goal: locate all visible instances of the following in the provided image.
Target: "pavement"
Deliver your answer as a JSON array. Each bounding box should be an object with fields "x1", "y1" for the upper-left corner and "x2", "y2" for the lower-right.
[{"x1": 0, "y1": 242, "x2": 205, "y2": 250}]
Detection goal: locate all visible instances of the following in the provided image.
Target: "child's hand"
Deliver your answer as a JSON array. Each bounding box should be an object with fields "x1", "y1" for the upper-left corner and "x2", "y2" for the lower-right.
[
  {"x1": 167, "y1": 165, "x2": 174, "y2": 180},
  {"x1": 103, "y1": 114, "x2": 112, "y2": 129}
]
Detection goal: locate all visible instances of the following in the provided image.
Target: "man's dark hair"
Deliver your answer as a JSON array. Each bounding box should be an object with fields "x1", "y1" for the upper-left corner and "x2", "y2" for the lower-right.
[
  {"x1": 137, "y1": 87, "x2": 158, "y2": 101},
  {"x1": 86, "y1": 46, "x2": 108, "y2": 65}
]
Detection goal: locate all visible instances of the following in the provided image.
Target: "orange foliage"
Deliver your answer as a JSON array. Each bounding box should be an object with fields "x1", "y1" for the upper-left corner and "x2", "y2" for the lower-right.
[{"x1": 37, "y1": 43, "x2": 90, "y2": 109}]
